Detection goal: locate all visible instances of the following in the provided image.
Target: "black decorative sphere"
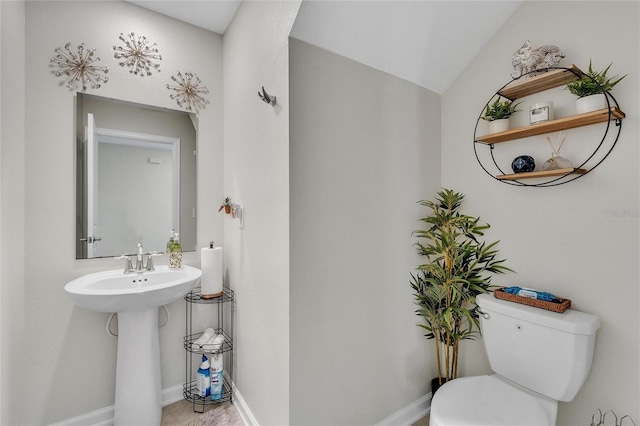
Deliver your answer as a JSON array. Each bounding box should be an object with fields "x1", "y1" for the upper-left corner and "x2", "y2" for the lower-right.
[{"x1": 511, "y1": 155, "x2": 535, "y2": 173}]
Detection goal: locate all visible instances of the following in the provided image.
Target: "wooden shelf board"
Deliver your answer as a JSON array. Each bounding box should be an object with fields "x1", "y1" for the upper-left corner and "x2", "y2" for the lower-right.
[
  {"x1": 498, "y1": 65, "x2": 583, "y2": 100},
  {"x1": 497, "y1": 168, "x2": 587, "y2": 181},
  {"x1": 476, "y1": 107, "x2": 625, "y2": 144}
]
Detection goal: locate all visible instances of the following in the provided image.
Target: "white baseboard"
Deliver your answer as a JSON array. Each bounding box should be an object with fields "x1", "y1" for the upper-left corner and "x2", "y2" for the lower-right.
[
  {"x1": 51, "y1": 384, "x2": 425, "y2": 426},
  {"x1": 375, "y1": 392, "x2": 432, "y2": 426},
  {"x1": 49, "y1": 405, "x2": 114, "y2": 426},
  {"x1": 50, "y1": 384, "x2": 194, "y2": 426},
  {"x1": 232, "y1": 382, "x2": 257, "y2": 426},
  {"x1": 162, "y1": 383, "x2": 185, "y2": 406}
]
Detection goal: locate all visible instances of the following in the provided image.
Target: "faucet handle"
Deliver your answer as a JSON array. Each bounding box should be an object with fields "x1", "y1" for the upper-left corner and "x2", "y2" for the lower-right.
[
  {"x1": 145, "y1": 251, "x2": 164, "y2": 271},
  {"x1": 115, "y1": 255, "x2": 134, "y2": 273}
]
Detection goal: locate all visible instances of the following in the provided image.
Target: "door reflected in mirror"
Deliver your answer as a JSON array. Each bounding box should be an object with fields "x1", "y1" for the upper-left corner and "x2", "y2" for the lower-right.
[{"x1": 76, "y1": 93, "x2": 197, "y2": 259}]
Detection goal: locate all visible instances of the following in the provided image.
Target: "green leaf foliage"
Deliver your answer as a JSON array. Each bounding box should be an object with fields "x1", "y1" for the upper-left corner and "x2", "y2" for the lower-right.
[
  {"x1": 566, "y1": 60, "x2": 627, "y2": 98},
  {"x1": 410, "y1": 189, "x2": 512, "y2": 381},
  {"x1": 481, "y1": 97, "x2": 522, "y2": 121}
]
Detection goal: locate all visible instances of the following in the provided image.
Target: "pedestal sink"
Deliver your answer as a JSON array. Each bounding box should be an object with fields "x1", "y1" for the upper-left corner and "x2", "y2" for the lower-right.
[{"x1": 65, "y1": 265, "x2": 202, "y2": 425}]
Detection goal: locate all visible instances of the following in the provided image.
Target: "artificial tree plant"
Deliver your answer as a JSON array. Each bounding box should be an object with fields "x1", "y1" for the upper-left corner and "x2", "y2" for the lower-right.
[{"x1": 410, "y1": 189, "x2": 512, "y2": 388}]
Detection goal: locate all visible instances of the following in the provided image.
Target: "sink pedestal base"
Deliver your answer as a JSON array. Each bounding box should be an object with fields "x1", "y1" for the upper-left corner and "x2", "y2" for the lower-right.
[{"x1": 114, "y1": 308, "x2": 162, "y2": 426}]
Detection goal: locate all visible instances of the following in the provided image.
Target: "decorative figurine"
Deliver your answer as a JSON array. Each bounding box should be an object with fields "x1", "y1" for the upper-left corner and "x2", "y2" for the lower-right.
[
  {"x1": 511, "y1": 155, "x2": 536, "y2": 174},
  {"x1": 512, "y1": 40, "x2": 565, "y2": 78}
]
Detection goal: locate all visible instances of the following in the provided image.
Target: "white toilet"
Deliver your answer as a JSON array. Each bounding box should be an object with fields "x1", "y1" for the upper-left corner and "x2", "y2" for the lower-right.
[{"x1": 429, "y1": 292, "x2": 601, "y2": 426}]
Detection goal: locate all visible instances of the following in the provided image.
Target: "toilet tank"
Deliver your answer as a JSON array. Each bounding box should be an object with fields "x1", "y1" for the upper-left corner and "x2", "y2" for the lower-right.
[{"x1": 477, "y1": 293, "x2": 600, "y2": 402}]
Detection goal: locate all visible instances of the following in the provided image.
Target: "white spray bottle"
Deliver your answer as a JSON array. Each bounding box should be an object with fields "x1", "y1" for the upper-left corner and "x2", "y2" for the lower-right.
[{"x1": 210, "y1": 352, "x2": 223, "y2": 400}]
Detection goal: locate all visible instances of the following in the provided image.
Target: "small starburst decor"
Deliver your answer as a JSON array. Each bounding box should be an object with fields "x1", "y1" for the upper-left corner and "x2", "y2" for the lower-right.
[
  {"x1": 166, "y1": 71, "x2": 209, "y2": 112},
  {"x1": 51, "y1": 43, "x2": 109, "y2": 91},
  {"x1": 113, "y1": 32, "x2": 162, "y2": 76}
]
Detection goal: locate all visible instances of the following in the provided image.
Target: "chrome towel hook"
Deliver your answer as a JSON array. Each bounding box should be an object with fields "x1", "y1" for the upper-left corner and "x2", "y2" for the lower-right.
[{"x1": 258, "y1": 86, "x2": 276, "y2": 106}]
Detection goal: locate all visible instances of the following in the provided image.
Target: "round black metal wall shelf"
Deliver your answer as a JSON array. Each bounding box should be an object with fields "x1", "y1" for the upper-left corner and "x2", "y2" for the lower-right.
[{"x1": 473, "y1": 66, "x2": 624, "y2": 187}]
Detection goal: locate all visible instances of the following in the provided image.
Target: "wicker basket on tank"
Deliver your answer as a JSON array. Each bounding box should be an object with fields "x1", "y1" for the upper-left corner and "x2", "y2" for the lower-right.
[{"x1": 493, "y1": 287, "x2": 571, "y2": 313}]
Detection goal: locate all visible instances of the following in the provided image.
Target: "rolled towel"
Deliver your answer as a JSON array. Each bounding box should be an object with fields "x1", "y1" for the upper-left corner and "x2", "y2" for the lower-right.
[
  {"x1": 503, "y1": 286, "x2": 561, "y2": 303},
  {"x1": 202, "y1": 334, "x2": 225, "y2": 353},
  {"x1": 192, "y1": 327, "x2": 216, "y2": 350}
]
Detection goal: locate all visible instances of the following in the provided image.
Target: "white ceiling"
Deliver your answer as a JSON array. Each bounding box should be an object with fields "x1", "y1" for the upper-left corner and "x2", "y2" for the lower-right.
[
  {"x1": 127, "y1": 0, "x2": 242, "y2": 35},
  {"x1": 128, "y1": 0, "x2": 522, "y2": 94}
]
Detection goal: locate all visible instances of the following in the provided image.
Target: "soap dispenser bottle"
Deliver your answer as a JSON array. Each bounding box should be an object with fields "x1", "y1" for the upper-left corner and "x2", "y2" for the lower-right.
[
  {"x1": 169, "y1": 232, "x2": 182, "y2": 269},
  {"x1": 166, "y1": 229, "x2": 175, "y2": 253}
]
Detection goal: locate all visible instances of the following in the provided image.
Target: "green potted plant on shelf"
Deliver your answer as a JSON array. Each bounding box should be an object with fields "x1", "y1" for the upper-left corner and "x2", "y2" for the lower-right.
[
  {"x1": 566, "y1": 60, "x2": 626, "y2": 114},
  {"x1": 481, "y1": 97, "x2": 522, "y2": 133},
  {"x1": 410, "y1": 189, "x2": 512, "y2": 394}
]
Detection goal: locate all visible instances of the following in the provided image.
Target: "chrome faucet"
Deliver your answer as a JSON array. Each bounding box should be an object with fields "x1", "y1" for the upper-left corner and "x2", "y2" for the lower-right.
[
  {"x1": 116, "y1": 242, "x2": 164, "y2": 274},
  {"x1": 135, "y1": 242, "x2": 145, "y2": 271}
]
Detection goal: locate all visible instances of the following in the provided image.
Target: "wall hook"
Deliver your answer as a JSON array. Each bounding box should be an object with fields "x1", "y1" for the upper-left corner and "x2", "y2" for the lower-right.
[{"x1": 258, "y1": 86, "x2": 276, "y2": 106}]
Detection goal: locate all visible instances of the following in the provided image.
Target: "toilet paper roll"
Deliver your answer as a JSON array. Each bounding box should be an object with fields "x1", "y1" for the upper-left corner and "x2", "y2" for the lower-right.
[{"x1": 201, "y1": 246, "x2": 223, "y2": 298}]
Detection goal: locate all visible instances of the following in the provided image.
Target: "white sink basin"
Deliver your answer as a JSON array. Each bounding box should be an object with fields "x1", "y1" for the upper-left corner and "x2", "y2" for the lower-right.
[
  {"x1": 65, "y1": 264, "x2": 202, "y2": 425},
  {"x1": 65, "y1": 265, "x2": 201, "y2": 312}
]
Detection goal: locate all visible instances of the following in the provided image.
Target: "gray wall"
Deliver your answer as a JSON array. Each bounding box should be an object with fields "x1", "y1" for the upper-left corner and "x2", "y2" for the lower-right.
[
  {"x1": 289, "y1": 39, "x2": 441, "y2": 424},
  {"x1": 442, "y1": 2, "x2": 639, "y2": 424},
  {"x1": 1, "y1": 2, "x2": 224, "y2": 424},
  {"x1": 2, "y1": 1, "x2": 637, "y2": 425},
  {"x1": 97, "y1": 142, "x2": 173, "y2": 256},
  {"x1": 0, "y1": 1, "x2": 26, "y2": 423},
  {"x1": 222, "y1": 1, "x2": 301, "y2": 424}
]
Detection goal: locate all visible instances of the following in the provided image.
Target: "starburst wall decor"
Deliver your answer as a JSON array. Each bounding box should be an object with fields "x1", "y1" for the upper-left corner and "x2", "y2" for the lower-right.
[
  {"x1": 166, "y1": 71, "x2": 209, "y2": 112},
  {"x1": 113, "y1": 32, "x2": 162, "y2": 76},
  {"x1": 50, "y1": 43, "x2": 109, "y2": 91}
]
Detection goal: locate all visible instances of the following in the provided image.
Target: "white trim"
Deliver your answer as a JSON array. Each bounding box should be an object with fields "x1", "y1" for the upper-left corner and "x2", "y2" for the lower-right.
[
  {"x1": 49, "y1": 384, "x2": 185, "y2": 426},
  {"x1": 162, "y1": 383, "x2": 185, "y2": 407},
  {"x1": 375, "y1": 393, "x2": 432, "y2": 426},
  {"x1": 48, "y1": 405, "x2": 114, "y2": 426},
  {"x1": 96, "y1": 127, "x2": 180, "y2": 146},
  {"x1": 232, "y1": 382, "x2": 258, "y2": 426},
  {"x1": 50, "y1": 384, "x2": 426, "y2": 426},
  {"x1": 86, "y1": 113, "x2": 97, "y2": 258}
]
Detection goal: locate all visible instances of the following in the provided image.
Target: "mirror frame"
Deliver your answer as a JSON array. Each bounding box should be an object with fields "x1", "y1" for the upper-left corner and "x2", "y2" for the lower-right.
[{"x1": 75, "y1": 93, "x2": 197, "y2": 259}]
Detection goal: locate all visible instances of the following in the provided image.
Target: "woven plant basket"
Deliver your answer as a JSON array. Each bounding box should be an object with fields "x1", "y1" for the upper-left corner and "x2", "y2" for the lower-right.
[{"x1": 493, "y1": 287, "x2": 571, "y2": 313}]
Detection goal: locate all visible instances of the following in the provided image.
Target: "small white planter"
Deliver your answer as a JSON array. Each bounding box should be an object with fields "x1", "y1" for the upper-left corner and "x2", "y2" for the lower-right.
[
  {"x1": 575, "y1": 94, "x2": 606, "y2": 114},
  {"x1": 489, "y1": 118, "x2": 509, "y2": 134}
]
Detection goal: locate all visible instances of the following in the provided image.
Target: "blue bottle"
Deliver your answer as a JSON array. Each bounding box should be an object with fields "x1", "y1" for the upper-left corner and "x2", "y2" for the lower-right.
[{"x1": 196, "y1": 355, "x2": 210, "y2": 397}]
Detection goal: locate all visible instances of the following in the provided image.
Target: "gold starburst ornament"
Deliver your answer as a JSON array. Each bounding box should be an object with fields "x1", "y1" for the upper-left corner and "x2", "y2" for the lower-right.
[
  {"x1": 113, "y1": 32, "x2": 162, "y2": 76},
  {"x1": 50, "y1": 43, "x2": 109, "y2": 91},
  {"x1": 166, "y1": 71, "x2": 209, "y2": 112}
]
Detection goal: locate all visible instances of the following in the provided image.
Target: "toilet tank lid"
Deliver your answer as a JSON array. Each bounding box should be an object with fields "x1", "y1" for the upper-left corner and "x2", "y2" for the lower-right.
[{"x1": 477, "y1": 293, "x2": 601, "y2": 335}]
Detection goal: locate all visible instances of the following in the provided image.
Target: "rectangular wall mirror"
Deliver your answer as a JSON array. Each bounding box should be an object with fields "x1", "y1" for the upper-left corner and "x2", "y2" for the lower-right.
[{"x1": 76, "y1": 93, "x2": 197, "y2": 259}]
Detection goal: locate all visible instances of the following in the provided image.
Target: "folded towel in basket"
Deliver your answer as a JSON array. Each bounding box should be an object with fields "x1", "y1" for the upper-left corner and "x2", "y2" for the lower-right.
[
  {"x1": 502, "y1": 286, "x2": 561, "y2": 303},
  {"x1": 192, "y1": 327, "x2": 216, "y2": 350},
  {"x1": 202, "y1": 334, "x2": 225, "y2": 352}
]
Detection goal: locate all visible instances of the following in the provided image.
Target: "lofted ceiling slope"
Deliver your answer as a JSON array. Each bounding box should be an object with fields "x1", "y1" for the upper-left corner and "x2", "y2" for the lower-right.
[
  {"x1": 127, "y1": 0, "x2": 242, "y2": 35},
  {"x1": 128, "y1": 0, "x2": 522, "y2": 94}
]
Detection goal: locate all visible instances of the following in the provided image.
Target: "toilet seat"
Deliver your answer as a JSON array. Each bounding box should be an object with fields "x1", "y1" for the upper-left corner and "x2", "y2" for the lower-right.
[{"x1": 430, "y1": 375, "x2": 553, "y2": 426}]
